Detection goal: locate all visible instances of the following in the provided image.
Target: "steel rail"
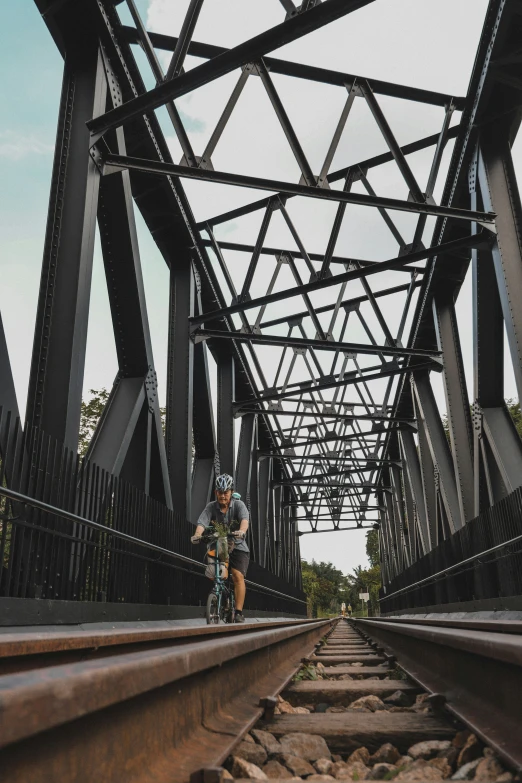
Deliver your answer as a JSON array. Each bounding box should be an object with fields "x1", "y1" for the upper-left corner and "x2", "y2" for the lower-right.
[
  {"x1": 0, "y1": 486, "x2": 307, "y2": 606},
  {"x1": 358, "y1": 615, "x2": 522, "y2": 634},
  {"x1": 354, "y1": 617, "x2": 522, "y2": 772},
  {"x1": 0, "y1": 618, "x2": 324, "y2": 659},
  {"x1": 0, "y1": 617, "x2": 334, "y2": 783}
]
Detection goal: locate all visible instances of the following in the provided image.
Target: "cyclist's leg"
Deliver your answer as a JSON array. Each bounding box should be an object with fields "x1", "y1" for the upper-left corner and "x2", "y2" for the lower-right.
[
  {"x1": 230, "y1": 568, "x2": 246, "y2": 610},
  {"x1": 229, "y1": 550, "x2": 249, "y2": 611}
]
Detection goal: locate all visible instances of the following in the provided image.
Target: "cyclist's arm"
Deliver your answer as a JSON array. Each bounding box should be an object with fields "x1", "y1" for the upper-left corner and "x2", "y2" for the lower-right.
[
  {"x1": 193, "y1": 505, "x2": 212, "y2": 539},
  {"x1": 239, "y1": 518, "x2": 249, "y2": 534}
]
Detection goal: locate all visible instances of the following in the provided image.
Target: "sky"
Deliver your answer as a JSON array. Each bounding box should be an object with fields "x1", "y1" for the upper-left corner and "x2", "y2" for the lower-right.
[{"x1": 2, "y1": 0, "x2": 520, "y2": 576}]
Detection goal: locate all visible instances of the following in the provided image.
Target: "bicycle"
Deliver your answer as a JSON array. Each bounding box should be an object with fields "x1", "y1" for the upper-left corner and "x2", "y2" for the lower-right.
[{"x1": 197, "y1": 528, "x2": 237, "y2": 624}]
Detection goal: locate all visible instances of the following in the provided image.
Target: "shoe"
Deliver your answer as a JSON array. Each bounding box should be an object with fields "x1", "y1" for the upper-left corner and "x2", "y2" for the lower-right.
[{"x1": 235, "y1": 612, "x2": 245, "y2": 623}]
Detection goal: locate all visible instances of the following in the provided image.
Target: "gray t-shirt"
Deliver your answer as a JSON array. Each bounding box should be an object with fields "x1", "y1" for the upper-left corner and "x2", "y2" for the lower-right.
[{"x1": 196, "y1": 499, "x2": 250, "y2": 553}]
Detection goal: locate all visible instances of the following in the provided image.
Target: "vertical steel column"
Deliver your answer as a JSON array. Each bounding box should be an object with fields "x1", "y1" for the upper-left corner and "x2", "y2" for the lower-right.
[
  {"x1": 399, "y1": 429, "x2": 431, "y2": 555},
  {"x1": 471, "y1": 185, "x2": 504, "y2": 514},
  {"x1": 280, "y1": 487, "x2": 287, "y2": 581},
  {"x1": 432, "y1": 296, "x2": 474, "y2": 524},
  {"x1": 236, "y1": 413, "x2": 256, "y2": 556},
  {"x1": 471, "y1": 133, "x2": 522, "y2": 499},
  {"x1": 413, "y1": 385, "x2": 438, "y2": 549},
  {"x1": 478, "y1": 130, "x2": 522, "y2": 400},
  {"x1": 390, "y1": 463, "x2": 410, "y2": 569},
  {"x1": 217, "y1": 354, "x2": 235, "y2": 476},
  {"x1": 401, "y1": 464, "x2": 417, "y2": 563},
  {"x1": 236, "y1": 414, "x2": 255, "y2": 501},
  {"x1": 294, "y1": 506, "x2": 303, "y2": 591},
  {"x1": 166, "y1": 258, "x2": 194, "y2": 520},
  {"x1": 88, "y1": 117, "x2": 171, "y2": 505},
  {"x1": 412, "y1": 371, "x2": 462, "y2": 534},
  {"x1": 248, "y1": 423, "x2": 260, "y2": 563},
  {"x1": 257, "y1": 456, "x2": 270, "y2": 568},
  {"x1": 273, "y1": 481, "x2": 283, "y2": 577},
  {"x1": 388, "y1": 433, "x2": 410, "y2": 568},
  {"x1": 26, "y1": 43, "x2": 107, "y2": 450},
  {"x1": 191, "y1": 341, "x2": 216, "y2": 522},
  {"x1": 382, "y1": 470, "x2": 403, "y2": 574},
  {"x1": 379, "y1": 488, "x2": 397, "y2": 580}
]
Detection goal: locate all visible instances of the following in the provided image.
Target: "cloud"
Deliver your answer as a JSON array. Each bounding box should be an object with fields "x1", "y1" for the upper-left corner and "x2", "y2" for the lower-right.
[
  {"x1": 0, "y1": 131, "x2": 53, "y2": 161},
  {"x1": 178, "y1": 108, "x2": 206, "y2": 134}
]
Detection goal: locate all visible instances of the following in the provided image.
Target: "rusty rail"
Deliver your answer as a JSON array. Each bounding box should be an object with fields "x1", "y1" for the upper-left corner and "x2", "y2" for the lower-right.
[
  {"x1": 353, "y1": 617, "x2": 522, "y2": 773},
  {"x1": 0, "y1": 617, "x2": 334, "y2": 783}
]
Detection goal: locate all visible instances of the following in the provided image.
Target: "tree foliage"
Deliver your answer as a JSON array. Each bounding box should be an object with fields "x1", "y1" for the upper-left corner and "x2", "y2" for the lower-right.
[
  {"x1": 506, "y1": 398, "x2": 522, "y2": 438},
  {"x1": 301, "y1": 530, "x2": 382, "y2": 617},
  {"x1": 78, "y1": 388, "x2": 110, "y2": 457},
  {"x1": 301, "y1": 560, "x2": 352, "y2": 617},
  {"x1": 366, "y1": 528, "x2": 380, "y2": 567}
]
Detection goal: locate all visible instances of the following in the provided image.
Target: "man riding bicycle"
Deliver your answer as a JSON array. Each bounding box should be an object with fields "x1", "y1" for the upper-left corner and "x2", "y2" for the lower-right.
[{"x1": 191, "y1": 474, "x2": 250, "y2": 623}]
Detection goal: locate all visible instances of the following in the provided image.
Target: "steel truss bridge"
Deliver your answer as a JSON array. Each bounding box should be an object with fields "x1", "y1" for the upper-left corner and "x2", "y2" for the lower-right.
[{"x1": 1, "y1": 0, "x2": 522, "y2": 616}]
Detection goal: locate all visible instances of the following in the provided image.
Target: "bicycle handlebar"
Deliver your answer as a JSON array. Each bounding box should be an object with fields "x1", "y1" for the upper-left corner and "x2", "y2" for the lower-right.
[{"x1": 194, "y1": 531, "x2": 238, "y2": 543}]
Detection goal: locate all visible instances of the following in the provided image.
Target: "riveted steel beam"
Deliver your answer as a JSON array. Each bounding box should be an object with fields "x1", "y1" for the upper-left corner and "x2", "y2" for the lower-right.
[
  {"x1": 88, "y1": 0, "x2": 377, "y2": 137},
  {"x1": 192, "y1": 328, "x2": 441, "y2": 361},
  {"x1": 120, "y1": 26, "x2": 464, "y2": 110},
  {"x1": 102, "y1": 154, "x2": 495, "y2": 229},
  {"x1": 26, "y1": 40, "x2": 107, "y2": 450}
]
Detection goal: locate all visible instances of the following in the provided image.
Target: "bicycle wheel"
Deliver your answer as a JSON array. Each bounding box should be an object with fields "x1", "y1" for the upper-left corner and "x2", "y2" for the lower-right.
[{"x1": 206, "y1": 591, "x2": 220, "y2": 624}]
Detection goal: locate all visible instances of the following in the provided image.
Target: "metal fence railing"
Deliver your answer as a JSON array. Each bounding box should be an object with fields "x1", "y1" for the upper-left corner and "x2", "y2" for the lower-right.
[
  {"x1": 0, "y1": 409, "x2": 305, "y2": 616},
  {"x1": 380, "y1": 486, "x2": 522, "y2": 614}
]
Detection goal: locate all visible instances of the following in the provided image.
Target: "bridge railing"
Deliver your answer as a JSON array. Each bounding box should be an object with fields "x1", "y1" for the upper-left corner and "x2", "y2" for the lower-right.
[
  {"x1": 0, "y1": 409, "x2": 306, "y2": 621},
  {"x1": 380, "y1": 486, "x2": 522, "y2": 614}
]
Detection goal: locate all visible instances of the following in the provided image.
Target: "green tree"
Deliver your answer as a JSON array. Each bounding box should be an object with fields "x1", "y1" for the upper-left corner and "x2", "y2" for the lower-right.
[
  {"x1": 301, "y1": 559, "x2": 351, "y2": 618},
  {"x1": 301, "y1": 529, "x2": 382, "y2": 617},
  {"x1": 301, "y1": 561, "x2": 321, "y2": 618},
  {"x1": 348, "y1": 562, "x2": 381, "y2": 616},
  {"x1": 366, "y1": 528, "x2": 380, "y2": 568},
  {"x1": 506, "y1": 399, "x2": 522, "y2": 438},
  {"x1": 79, "y1": 388, "x2": 110, "y2": 457}
]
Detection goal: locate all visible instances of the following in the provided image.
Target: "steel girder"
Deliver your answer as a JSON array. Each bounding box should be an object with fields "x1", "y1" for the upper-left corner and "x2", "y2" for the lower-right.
[
  {"x1": 379, "y1": 0, "x2": 522, "y2": 580},
  {"x1": 1, "y1": 0, "x2": 521, "y2": 587},
  {"x1": 25, "y1": 32, "x2": 107, "y2": 451}
]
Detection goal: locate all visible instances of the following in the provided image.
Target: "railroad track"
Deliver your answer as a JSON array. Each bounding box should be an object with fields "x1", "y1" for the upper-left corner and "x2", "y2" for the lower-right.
[
  {"x1": 0, "y1": 617, "x2": 332, "y2": 783},
  {"x1": 0, "y1": 616, "x2": 519, "y2": 782}
]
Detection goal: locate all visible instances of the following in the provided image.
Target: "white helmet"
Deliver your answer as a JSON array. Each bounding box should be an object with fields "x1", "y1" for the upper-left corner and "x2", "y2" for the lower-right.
[{"x1": 215, "y1": 473, "x2": 234, "y2": 492}]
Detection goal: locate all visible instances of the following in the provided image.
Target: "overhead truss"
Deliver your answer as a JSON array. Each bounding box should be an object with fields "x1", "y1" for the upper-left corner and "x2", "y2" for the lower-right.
[{"x1": 2, "y1": 0, "x2": 522, "y2": 585}]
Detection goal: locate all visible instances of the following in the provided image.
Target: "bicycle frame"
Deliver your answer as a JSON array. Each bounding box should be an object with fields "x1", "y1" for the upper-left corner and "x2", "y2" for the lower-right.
[{"x1": 204, "y1": 531, "x2": 236, "y2": 624}]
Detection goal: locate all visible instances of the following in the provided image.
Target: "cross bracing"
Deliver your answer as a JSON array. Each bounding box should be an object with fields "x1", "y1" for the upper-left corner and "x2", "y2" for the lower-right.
[{"x1": 2, "y1": 0, "x2": 522, "y2": 587}]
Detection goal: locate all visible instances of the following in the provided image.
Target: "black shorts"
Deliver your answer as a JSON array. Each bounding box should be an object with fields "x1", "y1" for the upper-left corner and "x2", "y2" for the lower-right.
[{"x1": 229, "y1": 549, "x2": 250, "y2": 576}]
